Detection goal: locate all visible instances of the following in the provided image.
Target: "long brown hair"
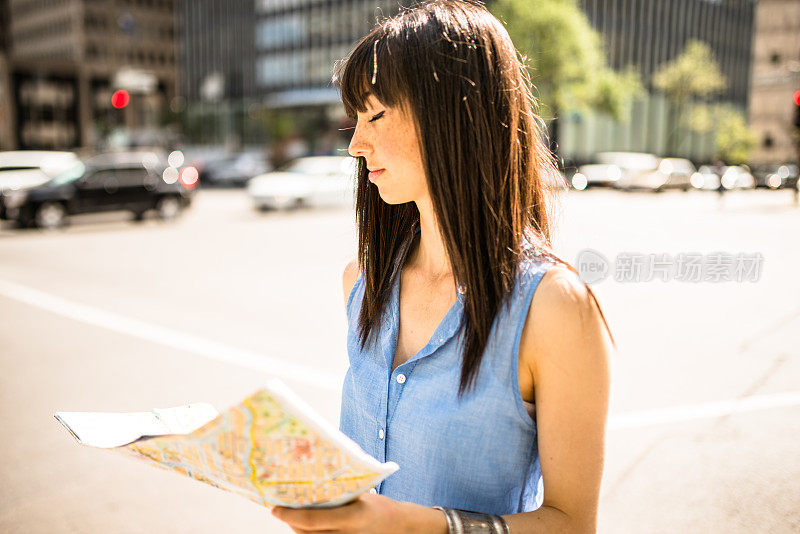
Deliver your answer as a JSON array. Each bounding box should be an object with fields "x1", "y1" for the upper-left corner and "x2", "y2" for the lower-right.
[{"x1": 334, "y1": 0, "x2": 614, "y2": 396}]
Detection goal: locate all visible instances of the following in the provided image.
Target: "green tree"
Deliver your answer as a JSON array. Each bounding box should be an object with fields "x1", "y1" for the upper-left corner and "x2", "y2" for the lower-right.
[
  {"x1": 714, "y1": 106, "x2": 757, "y2": 165},
  {"x1": 491, "y1": 0, "x2": 643, "y2": 152},
  {"x1": 651, "y1": 40, "x2": 727, "y2": 155}
]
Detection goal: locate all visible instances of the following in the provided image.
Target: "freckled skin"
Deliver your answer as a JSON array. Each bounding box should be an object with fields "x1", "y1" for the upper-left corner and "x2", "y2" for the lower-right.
[{"x1": 348, "y1": 96, "x2": 429, "y2": 207}]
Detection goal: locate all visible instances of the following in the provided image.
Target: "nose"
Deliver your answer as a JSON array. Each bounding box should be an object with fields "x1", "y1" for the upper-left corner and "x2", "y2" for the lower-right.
[{"x1": 348, "y1": 123, "x2": 371, "y2": 158}]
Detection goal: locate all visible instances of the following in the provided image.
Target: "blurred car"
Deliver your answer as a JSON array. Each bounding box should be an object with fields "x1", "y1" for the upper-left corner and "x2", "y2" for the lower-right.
[
  {"x1": 719, "y1": 166, "x2": 756, "y2": 190},
  {"x1": 616, "y1": 156, "x2": 695, "y2": 192},
  {"x1": 751, "y1": 163, "x2": 772, "y2": 188},
  {"x1": 247, "y1": 156, "x2": 357, "y2": 210},
  {"x1": 0, "y1": 151, "x2": 80, "y2": 192},
  {"x1": 199, "y1": 152, "x2": 271, "y2": 187},
  {"x1": 569, "y1": 163, "x2": 622, "y2": 190},
  {"x1": 690, "y1": 165, "x2": 722, "y2": 190},
  {"x1": 0, "y1": 151, "x2": 198, "y2": 229},
  {"x1": 754, "y1": 164, "x2": 799, "y2": 190},
  {"x1": 594, "y1": 152, "x2": 660, "y2": 191}
]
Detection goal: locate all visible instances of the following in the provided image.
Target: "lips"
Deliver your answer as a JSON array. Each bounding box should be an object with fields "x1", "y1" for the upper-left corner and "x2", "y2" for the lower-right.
[{"x1": 368, "y1": 168, "x2": 385, "y2": 181}]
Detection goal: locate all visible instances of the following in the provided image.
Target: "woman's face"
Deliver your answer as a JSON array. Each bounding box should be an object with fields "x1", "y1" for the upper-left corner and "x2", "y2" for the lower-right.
[{"x1": 348, "y1": 94, "x2": 428, "y2": 205}]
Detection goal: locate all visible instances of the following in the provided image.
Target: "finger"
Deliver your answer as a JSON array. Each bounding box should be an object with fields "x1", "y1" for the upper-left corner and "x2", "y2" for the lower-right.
[
  {"x1": 272, "y1": 502, "x2": 361, "y2": 531},
  {"x1": 285, "y1": 523, "x2": 338, "y2": 534},
  {"x1": 272, "y1": 506, "x2": 333, "y2": 530}
]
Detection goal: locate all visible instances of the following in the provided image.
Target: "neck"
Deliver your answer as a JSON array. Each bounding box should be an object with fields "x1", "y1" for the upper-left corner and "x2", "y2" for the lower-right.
[{"x1": 410, "y1": 197, "x2": 452, "y2": 282}]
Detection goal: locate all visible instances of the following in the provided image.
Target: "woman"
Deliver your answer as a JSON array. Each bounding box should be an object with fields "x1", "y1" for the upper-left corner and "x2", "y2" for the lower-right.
[{"x1": 272, "y1": 1, "x2": 614, "y2": 532}]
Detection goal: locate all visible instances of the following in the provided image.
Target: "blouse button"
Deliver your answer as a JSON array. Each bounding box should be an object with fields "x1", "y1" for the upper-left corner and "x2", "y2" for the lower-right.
[
  {"x1": 379, "y1": 428, "x2": 385, "y2": 439},
  {"x1": 396, "y1": 374, "x2": 406, "y2": 384}
]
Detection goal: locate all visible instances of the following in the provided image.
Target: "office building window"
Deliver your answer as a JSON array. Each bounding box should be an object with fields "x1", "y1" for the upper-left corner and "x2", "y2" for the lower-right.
[
  {"x1": 257, "y1": 52, "x2": 306, "y2": 86},
  {"x1": 256, "y1": 0, "x2": 305, "y2": 14},
  {"x1": 256, "y1": 14, "x2": 306, "y2": 49}
]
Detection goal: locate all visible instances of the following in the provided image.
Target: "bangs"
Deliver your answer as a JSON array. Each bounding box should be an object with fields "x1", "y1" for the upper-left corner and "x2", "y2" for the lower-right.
[{"x1": 334, "y1": 26, "x2": 410, "y2": 118}]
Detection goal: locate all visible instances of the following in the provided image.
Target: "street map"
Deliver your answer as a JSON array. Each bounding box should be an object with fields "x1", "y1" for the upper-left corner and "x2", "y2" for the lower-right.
[{"x1": 57, "y1": 380, "x2": 398, "y2": 509}]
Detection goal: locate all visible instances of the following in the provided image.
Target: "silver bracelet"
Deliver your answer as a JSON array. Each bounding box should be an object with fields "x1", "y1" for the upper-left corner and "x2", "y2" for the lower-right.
[{"x1": 432, "y1": 506, "x2": 510, "y2": 534}]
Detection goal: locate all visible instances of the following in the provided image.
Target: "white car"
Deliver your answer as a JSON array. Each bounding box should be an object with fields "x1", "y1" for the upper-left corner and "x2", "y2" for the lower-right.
[
  {"x1": 719, "y1": 166, "x2": 755, "y2": 190},
  {"x1": 247, "y1": 156, "x2": 357, "y2": 210},
  {"x1": 569, "y1": 164, "x2": 622, "y2": 190},
  {"x1": 616, "y1": 156, "x2": 695, "y2": 192},
  {"x1": 691, "y1": 165, "x2": 721, "y2": 190},
  {"x1": 0, "y1": 151, "x2": 80, "y2": 192},
  {"x1": 595, "y1": 152, "x2": 660, "y2": 191}
]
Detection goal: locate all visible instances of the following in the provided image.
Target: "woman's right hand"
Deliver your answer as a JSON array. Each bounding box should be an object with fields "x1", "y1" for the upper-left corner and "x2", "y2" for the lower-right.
[{"x1": 271, "y1": 493, "x2": 448, "y2": 534}]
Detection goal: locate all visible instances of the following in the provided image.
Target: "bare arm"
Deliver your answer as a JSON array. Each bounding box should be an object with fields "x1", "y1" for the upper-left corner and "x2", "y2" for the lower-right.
[{"x1": 503, "y1": 265, "x2": 614, "y2": 533}]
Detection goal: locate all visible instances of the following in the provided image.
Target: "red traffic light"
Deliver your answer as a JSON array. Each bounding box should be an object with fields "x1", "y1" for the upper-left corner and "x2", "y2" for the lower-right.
[
  {"x1": 794, "y1": 90, "x2": 800, "y2": 107},
  {"x1": 111, "y1": 90, "x2": 130, "y2": 109}
]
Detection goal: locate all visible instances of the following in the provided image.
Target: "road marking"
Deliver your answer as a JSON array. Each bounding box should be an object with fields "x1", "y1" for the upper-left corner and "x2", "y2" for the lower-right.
[
  {"x1": 0, "y1": 279, "x2": 342, "y2": 392},
  {"x1": 2, "y1": 278, "x2": 798, "y2": 427},
  {"x1": 609, "y1": 390, "x2": 800, "y2": 429}
]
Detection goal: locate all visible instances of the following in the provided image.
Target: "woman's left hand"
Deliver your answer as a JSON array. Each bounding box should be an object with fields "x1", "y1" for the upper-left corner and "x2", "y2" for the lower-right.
[{"x1": 271, "y1": 492, "x2": 447, "y2": 533}]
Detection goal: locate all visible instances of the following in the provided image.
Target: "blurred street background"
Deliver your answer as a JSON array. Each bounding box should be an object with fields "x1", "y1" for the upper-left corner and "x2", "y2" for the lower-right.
[{"x1": 1, "y1": 0, "x2": 799, "y2": 533}]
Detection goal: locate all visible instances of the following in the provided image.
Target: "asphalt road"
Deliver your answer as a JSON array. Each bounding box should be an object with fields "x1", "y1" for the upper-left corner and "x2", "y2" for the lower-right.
[{"x1": 1, "y1": 187, "x2": 798, "y2": 533}]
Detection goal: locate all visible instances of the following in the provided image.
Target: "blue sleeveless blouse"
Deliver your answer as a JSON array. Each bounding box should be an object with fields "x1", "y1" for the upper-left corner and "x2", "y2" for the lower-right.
[{"x1": 339, "y1": 253, "x2": 554, "y2": 515}]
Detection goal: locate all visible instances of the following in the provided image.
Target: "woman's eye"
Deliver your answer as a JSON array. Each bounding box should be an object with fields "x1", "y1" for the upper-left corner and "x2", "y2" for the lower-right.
[{"x1": 368, "y1": 111, "x2": 385, "y2": 123}]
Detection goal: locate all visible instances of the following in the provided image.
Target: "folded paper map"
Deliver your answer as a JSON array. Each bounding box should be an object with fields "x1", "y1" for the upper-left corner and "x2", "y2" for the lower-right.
[{"x1": 55, "y1": 379, "x2": 399, "y2": 509}]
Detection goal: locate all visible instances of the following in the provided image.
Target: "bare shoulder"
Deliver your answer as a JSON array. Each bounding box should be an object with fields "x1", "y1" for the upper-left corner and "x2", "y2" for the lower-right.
[
  {"x1": 519, "y1": 262, "x2": 614, "y2": 384},
  {"x1": 342, "y1": 258, "x2": 360, "y2": 307},
  {"x1": 532, "y1": 263, "x2": 595, "y2": 321}
]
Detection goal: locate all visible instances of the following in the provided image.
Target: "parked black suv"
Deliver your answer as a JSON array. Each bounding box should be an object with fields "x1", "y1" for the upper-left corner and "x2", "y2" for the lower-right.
[{"x1": 0, "y1": 151, "x2": 197, "y2": 229}]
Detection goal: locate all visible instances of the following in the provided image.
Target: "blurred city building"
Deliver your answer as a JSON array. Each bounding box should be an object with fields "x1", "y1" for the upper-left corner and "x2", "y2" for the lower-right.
[
  {"x1": 0, "y1": 0, "x2": 178, "y2": 150},
  {"x1": 181, "y1": 0, "x2": 758, "y2": 164},
  {"x1": 748, "y1": 0, "x2": 800, "y2": 164},
  {"x1": 559, "y1": 0, "x2": 756, "y2": 164},
  {"x1": 179, "y1": 0, "x2": 399, "y2": 157},
  {"x1": 1, "y1": 0, "x2": 773, "y2": 167},
  {"x1": 179, "y1": 0, "x2": 258, "y2": 148}
]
